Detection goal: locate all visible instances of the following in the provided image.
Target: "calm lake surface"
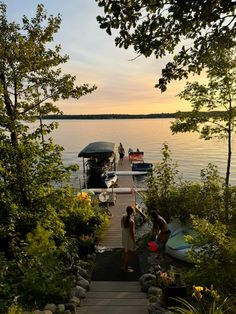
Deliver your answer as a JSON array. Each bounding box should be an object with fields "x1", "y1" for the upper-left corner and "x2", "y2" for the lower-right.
[{"x1": 46, "y1": 118, "x2": 236, "y2": 186}]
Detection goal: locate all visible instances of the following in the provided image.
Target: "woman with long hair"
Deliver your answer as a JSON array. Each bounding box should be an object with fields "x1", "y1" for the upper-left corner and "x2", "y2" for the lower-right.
[{"x1": 121, "y1": 205, "x2": 136, "y2": 272}]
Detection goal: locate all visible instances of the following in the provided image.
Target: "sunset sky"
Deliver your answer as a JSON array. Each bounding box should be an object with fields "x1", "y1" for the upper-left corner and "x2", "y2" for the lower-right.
[{"x1": 5, "y1": 0, "x2": 198, "y2": 114}]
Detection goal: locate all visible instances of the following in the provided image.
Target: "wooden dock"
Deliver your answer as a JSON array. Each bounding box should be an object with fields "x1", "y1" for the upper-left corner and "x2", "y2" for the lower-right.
[
  {"x1": 80, "y1": 157, "x2": 148, "y2": 313},
  {"x1": 99, "y1": 157, "x2": 139, "y2": 248}
]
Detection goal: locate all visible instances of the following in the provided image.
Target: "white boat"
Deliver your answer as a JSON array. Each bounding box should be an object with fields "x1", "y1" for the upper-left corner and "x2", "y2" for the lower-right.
[{"x1": 101, "y1": 172, "x2": 118, "y2": 188}]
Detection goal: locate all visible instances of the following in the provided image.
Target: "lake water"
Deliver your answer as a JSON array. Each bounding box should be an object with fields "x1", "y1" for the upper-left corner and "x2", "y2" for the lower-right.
[{"x1": 46, "y1": 118, "x2": 236, "y2": 186}]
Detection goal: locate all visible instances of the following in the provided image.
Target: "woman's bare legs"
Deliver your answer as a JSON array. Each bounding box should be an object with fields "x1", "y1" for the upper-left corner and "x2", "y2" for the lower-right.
[{"x1": 121, "y1": 250, "x2": 134, "y2": 272}]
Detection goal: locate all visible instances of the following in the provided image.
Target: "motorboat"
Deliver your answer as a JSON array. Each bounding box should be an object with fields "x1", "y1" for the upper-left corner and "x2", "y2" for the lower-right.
[
  {"x1": 129, "y1": 151, "x2": 144, "y2": 162},
  {"x1": 128, "y1": 149, "x2": 152, "y2": 172},
  {"x1": 101, "y1": 171, "x2": 118, "y2": 188},
  {"x1": 131, "y1": 162, "x2": 153, "y2": 172},
  {"x1": 78, "y1": 141, "x2": 117, "y2": 188}
]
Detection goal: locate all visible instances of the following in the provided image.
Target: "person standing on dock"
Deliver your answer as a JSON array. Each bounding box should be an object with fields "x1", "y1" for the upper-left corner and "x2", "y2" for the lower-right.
[
  {"x1": 118, "y1": 142, "x2": 125, "y2": 163},
  {"x1": 121, "y1": 205, "x2": 136, "y2": 272}
]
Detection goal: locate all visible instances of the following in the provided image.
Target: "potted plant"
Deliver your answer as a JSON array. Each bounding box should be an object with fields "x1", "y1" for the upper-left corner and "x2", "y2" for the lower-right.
[
  {"x1": 77, "y1": 235, "x2": 96, "y2": 257},
  {"x1": 154, "y1": 265, "x2": 187, "y2": 307}
]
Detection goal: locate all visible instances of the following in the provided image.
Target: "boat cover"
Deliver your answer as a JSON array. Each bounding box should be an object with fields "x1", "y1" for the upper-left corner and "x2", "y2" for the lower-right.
[{"x1": 78, "y1": 141, "x2": 116, "y2": 158}]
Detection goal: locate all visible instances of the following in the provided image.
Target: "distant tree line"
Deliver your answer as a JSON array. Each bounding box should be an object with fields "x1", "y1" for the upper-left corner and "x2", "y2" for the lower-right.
[
  {"x1": 39, "y1": 112, "x2": 227, "y2": 120},
  {"x1": 39, "y1": 113, "x2": 175, "y2": 119}
]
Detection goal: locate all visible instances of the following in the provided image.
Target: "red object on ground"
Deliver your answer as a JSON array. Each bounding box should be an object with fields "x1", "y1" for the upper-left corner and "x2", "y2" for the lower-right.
[{"x1": 148, "y1": 241, "x2": 159, "y2": 252}]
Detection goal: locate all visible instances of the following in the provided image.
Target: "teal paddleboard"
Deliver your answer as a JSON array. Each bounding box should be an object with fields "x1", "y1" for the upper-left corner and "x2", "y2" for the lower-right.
[{"x1": 168, "y1": 228, "x2": 196, "y2": 250}]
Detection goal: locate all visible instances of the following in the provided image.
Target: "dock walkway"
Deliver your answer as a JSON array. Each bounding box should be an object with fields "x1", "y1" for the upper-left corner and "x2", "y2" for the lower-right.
[
  {"x1": 80, "y1": 157, "x2": 148, "y2": 313},
  {"x1": 99, "y1": 157, "x2": 136, "y2": 248}
]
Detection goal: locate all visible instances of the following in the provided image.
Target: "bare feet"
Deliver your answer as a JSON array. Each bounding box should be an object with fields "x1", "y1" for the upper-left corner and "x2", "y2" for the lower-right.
[{"x1": 123, "y1": 266, "x2": 134, "y2": 273}]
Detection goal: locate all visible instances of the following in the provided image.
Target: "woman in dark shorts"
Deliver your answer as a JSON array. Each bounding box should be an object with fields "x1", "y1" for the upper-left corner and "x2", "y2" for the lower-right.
[
  {"x1": 150, "y1": 211, "x2": 171, "y2": 254},
  {"x1": 118, "y1": 142, "x2": 125, "y2": 161}
]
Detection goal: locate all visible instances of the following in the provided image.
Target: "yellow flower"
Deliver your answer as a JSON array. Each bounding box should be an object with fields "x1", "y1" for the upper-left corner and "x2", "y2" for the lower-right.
[
  {"x1": 206, "y1": 285, "x2": 220, "y2": 301},
  {"x1": 192, "y1": 285, "x2": 204, "y2": 300},
  {"x1": 76, "y1": 191, "x2": 91, "y2": 203},
  {"x1": 193, "y1": 285, "x2": 204, "y2": 292}
]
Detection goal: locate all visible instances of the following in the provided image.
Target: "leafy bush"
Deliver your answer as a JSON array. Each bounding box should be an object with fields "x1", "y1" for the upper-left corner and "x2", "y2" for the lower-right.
[
  {"x1": 186, "y1": 217, "x2": 236, "y2": 296},
  {"x1": 145, "y1": 144, "x2": 236, "y2": 300},
  {"x1": 19, "y1": 224, "x2": 73, "y2": 308},
  {"x1": 61, "y1": 198, "x2": 109, "y2": 243},
  {"x1": 145, "y1": 144, "x2": 182, "y2": 222},
  {"x1": 0, "y1": 254, "x2": 21, "y2": 313},
  {"x1": 145, "y1": 145, "x2": 227, "y2": 224}
]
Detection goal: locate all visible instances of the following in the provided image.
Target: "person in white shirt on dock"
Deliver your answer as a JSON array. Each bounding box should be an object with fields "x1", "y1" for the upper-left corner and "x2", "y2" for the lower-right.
[{"x1": 121, "y1": 205, "x2": 136, "y2": 272}]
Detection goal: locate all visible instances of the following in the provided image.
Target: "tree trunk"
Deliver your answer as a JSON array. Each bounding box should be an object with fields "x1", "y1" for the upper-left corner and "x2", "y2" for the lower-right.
[
  {"x1": 0, "y1": 72, "x2": 30, "y2": 207},
  {"x1": 224, "y1": 115, "x2": 232, "y2": 223},
  {"x1": 226, "y1": 129, "x2": 231, "y2": 188}
]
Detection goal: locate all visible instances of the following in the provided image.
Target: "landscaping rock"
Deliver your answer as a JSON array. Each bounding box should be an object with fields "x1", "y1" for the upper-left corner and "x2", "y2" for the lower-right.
[
  {"x1": 148, "y1": 301, "x2": 170, "y2": 314},
  {"x1": 140, "y1": 273, "x2": 156, "y2": 283},
  {"x1": 64, "y1": 302, "x2": 76, "y2": 313},
  {"x1": 147, "y1": 286, "x2": 162, "y2": 298},
  {"x1": 56, "y1": 304, "x2": 65, "y2": 313},
  {"x1": 78, "y1": 267, "x2": 89, "y2": 279},
  {"x1": 70, "y1": 296, "x2": 81, "y2": 306},
  {"x1": 87, "y1": 253, "x2": 96, "y2": 262},
  {"x1": 71, "y1": 285, "x2": 87, "y2": 298},
  {"x1": 139, "y1": 273, "x2": 156, "y2": 292},
  {"x1": 77, "y1": 278, "x2": 90, "y2": 291},
  {"x1": 44, "y1": 304, "x2": 57, "y2": 313}
]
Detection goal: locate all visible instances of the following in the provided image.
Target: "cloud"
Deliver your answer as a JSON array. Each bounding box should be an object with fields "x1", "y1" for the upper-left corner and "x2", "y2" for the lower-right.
[{"x1": 5, "y1": 0, "x2": 203, "y2": 114}]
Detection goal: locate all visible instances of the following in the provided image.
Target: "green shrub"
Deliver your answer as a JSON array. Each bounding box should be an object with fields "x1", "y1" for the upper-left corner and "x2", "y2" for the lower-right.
[
  {"x1": 62, "y1": 200, "x2": 109, "y2": 242},
  {"x1": 145, "y1": 145, "x2": 226, "y2": 224},
  {"x1": 186, "y1": 218, "x2": 236, "y2": 296},
  {"x1": 0, "y1": 253, "x2": 21, "y2": 313},
  {"x1": 19, "y1": 224, "x2": 73, "y2": 308}
]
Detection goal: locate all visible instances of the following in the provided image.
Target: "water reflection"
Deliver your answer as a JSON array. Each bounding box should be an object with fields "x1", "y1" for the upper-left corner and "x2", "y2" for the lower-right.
[{"x1": 32, "y1": 118, "x2": 236, "y2": 185}]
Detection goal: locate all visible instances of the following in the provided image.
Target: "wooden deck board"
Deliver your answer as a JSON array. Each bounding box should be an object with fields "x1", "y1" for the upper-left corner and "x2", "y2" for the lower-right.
[
  {"x1": 78, "y1": 306, "x2": 148, "y2": 313},
  {"x1": 81, "y1": 281, "x2": 148, "y2": 313},
  {"x1": 90, "y1": 281, "x2": 142, "y2": 291}
]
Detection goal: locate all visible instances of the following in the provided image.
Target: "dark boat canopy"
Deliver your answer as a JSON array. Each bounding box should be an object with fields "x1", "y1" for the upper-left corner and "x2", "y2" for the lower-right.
[{"x1": 78, "y1": 141, "x2": 117, "y2": 158}]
